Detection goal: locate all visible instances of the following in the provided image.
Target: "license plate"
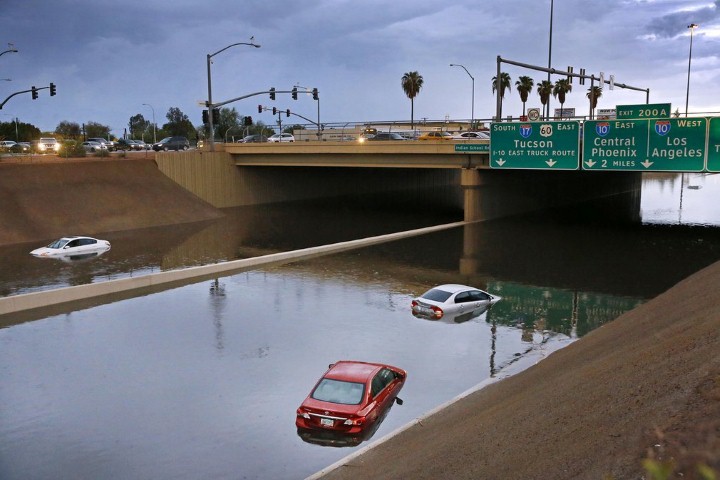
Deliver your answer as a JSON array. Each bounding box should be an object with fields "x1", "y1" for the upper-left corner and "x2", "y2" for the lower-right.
[{"x1": 320, "y1": 418, "x2": 334, "y2": 427}]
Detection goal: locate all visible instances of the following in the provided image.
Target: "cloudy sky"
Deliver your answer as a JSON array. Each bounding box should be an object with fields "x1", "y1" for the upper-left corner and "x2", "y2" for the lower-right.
[{"x1": 2, "y1": 0, "x2": 719, "y2": 137}]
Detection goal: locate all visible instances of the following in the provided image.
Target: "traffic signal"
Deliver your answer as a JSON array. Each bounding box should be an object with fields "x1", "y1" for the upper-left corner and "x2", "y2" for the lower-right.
[
  {"x1": 49, "y1": 82, "x2": 56, "y2": 96},
  {"x1": 212, "y1": 108, "x2": 220, "y2": 123},
  {"x1": 286, "y1": 109, "x2": 290, "y2": 118},
  {"x1": 291, "y1": 87, "x2": 297, "y2": 100},
  {"x1": 272, "y1": 107, "x2": 277, "y2": 115},
  {"x1": 243, "y1": 116, "x2": 252, "y2": 126},
  {"x1": 31, "y1": 86, "x2": 38, "y2": 100},
  {"x1": 269, "y1": 87, "x2": 276, "y2": 100},
  {"x1": 202, "y1": 109, "x2": 209, "y2": 124},
  {"x1": 258, "y1": 104, "x2": 263, "y2": 114},
  {"x1": 312, "y1": 88, "x2": 319, "y2": 100}
]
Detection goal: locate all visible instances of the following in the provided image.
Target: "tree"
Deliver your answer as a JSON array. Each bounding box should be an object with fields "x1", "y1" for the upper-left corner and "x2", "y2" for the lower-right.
[
  {"x1": 552, "y1": 79, "x2": 572, "y2": 119},
  {"x1": 284, "y1": 124, "x2": 304, "y2": 135},
  {"x1": 401, "y1": 71, "x2": 424, "y2": 129},
  {"x1": 0, "y1": 120, "x2": 40, "y2": 142},
  {"x1": 491, "y1": 72, "x2": 511, "y2": 119},
  {"x1": 217, "y1": 107, "x2": 241, "y2": 142},
  {"x1": 515, "y1": 76, "x2": 534, "y2": 116},
  {"x1": 536, "y1": 80, "x2": 553, "y2": 120},
  {"x1": 128, "y1": 114, "x2": 149, "y2": 140},
  {"x1": 55, "y1": 121, "x2": 82, "y2": 139},
  {"x1": 586, "y1": 86, "x2": 602, "y2": 119},
  {"x1": 84, "y1": 121, "x2": 111, "y2": 139},
  {"x1": 163, "y1": 107, "x2": 195, "y2": 139}
]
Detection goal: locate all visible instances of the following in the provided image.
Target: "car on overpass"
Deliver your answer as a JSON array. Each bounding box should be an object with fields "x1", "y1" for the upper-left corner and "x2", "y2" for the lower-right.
[
  {"x1": 267, "y1": 133, "x2": 295, "y2": 143},
  {"x1": 367, "y1": 132, "x2": 407, "y2": 141},
  {"x1": 452, "y1": 131, "x2": 490, "y2": 140},
  {"x1": 240, "y1": 134, "x2": 268, "y2": 143},
  {"x1": 418, "y1": 131, "x2": 453, "y2": 141},
  {"x1": 153, "y1": 136, "x2": 190, "y2": 151}
]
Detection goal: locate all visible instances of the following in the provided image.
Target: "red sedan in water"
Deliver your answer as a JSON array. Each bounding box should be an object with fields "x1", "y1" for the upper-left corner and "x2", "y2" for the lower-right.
[{"x1": 296, "y1": 361, "x2": 406, "y2": 436}]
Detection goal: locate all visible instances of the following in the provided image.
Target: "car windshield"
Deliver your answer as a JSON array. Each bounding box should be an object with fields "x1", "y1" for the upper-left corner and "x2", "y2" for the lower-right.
[
  {"x1": 421, "y1": 288, "x2": 453, "y2": 302},
  {"x1": 47, "y1": 238, "x2": 70, "y2": 249},
  {"x1": 312, "y1": 378, "x2": 365, "y2": 405}
]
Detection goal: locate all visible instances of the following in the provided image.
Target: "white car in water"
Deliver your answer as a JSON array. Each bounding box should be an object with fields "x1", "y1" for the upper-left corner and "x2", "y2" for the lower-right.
[
  {"x1": 411, "y1": 284, "x2": 501, "y2": 320},
  {"x1": 30, "y1": 236, "x2": 111, "y2": 259}
]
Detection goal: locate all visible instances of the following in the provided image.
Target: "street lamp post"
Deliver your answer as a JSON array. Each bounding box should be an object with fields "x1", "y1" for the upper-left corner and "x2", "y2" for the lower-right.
[
  {"x1": 547, "y1": 0, "x2": 554, "y2": 120},
  {"x1": 142, "y1": 103, "x2": 156, "y2": 143},
  {"x1": 450, "y1": 64, "x2": 475, "y2": 129},
  {"x1": 0, "y1": 44, "x2": 18, "y2": 58},
  {"x1": 685, "y1": 23, "x2": 698, "y2": 117},
  {"x1": 207, "y1": 39, "x2": 260, "y2": 151}
]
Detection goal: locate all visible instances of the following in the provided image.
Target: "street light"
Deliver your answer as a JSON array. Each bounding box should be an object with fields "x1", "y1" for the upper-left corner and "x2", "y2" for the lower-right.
[
  {"x1": 547, "y1": 0, "x2": 554, "y2": 120},
  {"x1": 450, "y1": 64, "x2": 475, "y2": 129},
  {"x1": 685, "y1": 23, "x2": 698, "y2": 117},
  {"x1": 142, "y1": 103, "x2": 156, "y2": 144},
  {"x1": 207, "y1": 38, "x2": 260, "y2": 151}
]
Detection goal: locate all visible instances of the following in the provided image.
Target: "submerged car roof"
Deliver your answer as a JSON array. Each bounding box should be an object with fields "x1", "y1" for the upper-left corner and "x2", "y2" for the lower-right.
[{"x1": 429, "y1": 284, "x2": 475, "y2": 294}]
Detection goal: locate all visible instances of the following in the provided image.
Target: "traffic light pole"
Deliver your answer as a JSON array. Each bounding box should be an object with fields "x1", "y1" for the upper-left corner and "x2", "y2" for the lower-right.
[
  {"x1": 494, "y1": 55, "x2": 649, "y2": 122},
  {"x1": 0, "y1": 84, "x2": 54, "y2": 109},
  {"x1": 207, "y1": 89, "x2": 320, "y2": 142}
]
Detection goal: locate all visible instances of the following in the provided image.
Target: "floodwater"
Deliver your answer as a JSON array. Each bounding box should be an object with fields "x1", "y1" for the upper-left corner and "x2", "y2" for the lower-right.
[{"x1": 1, "y1": 172, "x2": 720, "y2": 479}]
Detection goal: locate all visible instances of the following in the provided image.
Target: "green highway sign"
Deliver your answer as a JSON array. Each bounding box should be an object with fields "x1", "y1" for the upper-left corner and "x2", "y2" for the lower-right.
[
  {"x1": 616, "y1": 103, "x2": 671, "y2": 119},
  {"x1": 490, "y1": 121, "x2": 580, "y2": 170},
  {"x1": 454, "y1": 143, "x2": 489, "y2": 153},
  {"x1": 583, "y1": 118, "x2": 706, "y2": 172},
  {"x1": 707, "y1": 117, "x2": 720, "y2": 172},
  {"x1": 583, "y1": 120, "x2": 647, "y2": 170}
]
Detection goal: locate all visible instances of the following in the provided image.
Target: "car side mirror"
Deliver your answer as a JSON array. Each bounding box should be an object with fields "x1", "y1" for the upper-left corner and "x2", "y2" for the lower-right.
[{"x1": 395, "y1": 397, "x2": 404, "y2": 406}]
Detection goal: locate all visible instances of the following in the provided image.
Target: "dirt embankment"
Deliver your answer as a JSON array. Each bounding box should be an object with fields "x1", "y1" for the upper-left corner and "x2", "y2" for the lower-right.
[
  {"x1": 0, "y1": 157, "x2": 223, "y2": 246},
  {"x1": 318, "y1": 261, "x2": 720, "y2": 480}
]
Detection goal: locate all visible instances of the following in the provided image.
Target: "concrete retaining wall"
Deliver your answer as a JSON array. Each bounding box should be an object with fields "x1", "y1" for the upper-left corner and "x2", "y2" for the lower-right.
[{"x1": 0, "y1": 221, "x2": 465, "y2": 321}]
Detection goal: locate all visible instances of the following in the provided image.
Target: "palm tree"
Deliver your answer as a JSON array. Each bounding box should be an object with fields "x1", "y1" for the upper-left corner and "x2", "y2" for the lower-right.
[
  {"x1": 515, "y1": 76, "x2": 534, "y2": 116},
  {"x1": 552, "y1": 79, "x2": 572, "y2": 119},
  {"x1": 586, "y1": 86, "x2": 602, "y2": 119},
  {"x1": 536, "y1": 80, "x2": 553, "y2": 120},
  {"x1": 491, "y1": 72, "x2": 511, "y2": 120},
  {"x1": 401, "y1": 71, "x2": 424, "y2": 129}
]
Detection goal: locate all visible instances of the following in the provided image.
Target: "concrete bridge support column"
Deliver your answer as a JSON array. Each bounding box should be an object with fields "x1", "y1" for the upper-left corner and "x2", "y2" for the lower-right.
[{"x1": 461, "y1": 168, "x2": 484, "y2": 222}]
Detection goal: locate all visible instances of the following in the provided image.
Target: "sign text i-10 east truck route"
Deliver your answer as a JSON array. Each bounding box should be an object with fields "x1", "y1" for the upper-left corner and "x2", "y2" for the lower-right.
[
  {"x1": 582, "y1": 118, "x2": 706, "y2": 172},
  {"x1": 490, "y1": 121, "x2": 580, "y2": 170}
]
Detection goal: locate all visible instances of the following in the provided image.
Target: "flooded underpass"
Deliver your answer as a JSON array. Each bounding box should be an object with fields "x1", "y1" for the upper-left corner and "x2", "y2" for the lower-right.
[{"x1": 1, "y1": 172, "x2": 720, "y2": 479}]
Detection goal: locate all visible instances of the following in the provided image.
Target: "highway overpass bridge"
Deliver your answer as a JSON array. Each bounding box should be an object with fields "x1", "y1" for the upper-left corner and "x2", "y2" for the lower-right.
[{"x1": 155, "y1": 140, "x2": 641, "y2": 223}]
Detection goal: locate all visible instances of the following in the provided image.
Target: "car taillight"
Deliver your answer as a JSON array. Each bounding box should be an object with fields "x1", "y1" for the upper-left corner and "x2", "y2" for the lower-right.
[
  {"x1": 431, "y1": 306, "x2": 443, "y2": 319},
  {"x1": 343, "y1": 417, "x2": 364, "y2": 426},
  {"x1": 296, "y1": 408, "x2": 310, "y2": 420},
  {"x1": 411, "y1": 300, "x2": 418, "y2": 308}
]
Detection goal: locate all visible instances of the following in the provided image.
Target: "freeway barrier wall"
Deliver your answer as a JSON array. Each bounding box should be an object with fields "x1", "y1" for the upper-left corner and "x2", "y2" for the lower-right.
[{"x1": 0, "y1": 221, "x2": 466, "y2": 321}]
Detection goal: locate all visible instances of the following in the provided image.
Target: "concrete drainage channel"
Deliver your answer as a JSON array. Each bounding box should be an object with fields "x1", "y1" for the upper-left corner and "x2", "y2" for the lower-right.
[{"x1": 0, "y1": 221, "x2": 466, "y2": 319}]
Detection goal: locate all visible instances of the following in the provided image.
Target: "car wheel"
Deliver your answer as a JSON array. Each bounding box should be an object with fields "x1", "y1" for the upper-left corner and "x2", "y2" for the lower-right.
[
  {"x1": 163, "y1": 146, "x2": 169, "y2": 151},
  {"x1": 182, "y1": 146, "x2": 188, "y2": 151}
]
